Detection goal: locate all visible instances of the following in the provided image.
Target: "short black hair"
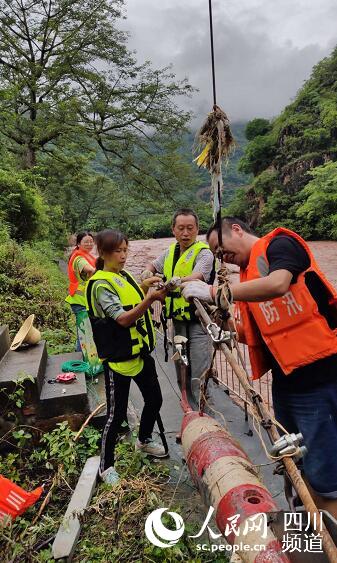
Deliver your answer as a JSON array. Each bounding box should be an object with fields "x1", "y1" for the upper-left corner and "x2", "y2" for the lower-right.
[
  {"x1": 172, "y1": 208, "x2": 199, "y2": 227},
  {"x1": 68, "y1": 230, "x2": 94, "y2": 262},
  {"x1": 206, "y1": 216, "x2": 254, "y2": 240}
]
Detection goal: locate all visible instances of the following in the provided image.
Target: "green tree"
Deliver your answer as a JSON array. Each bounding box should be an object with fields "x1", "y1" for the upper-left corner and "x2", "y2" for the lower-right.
[
  {"x1": 33, "y1": 135, "x2": 204, "y2": 235},
  {"x1": 245, "y1": 118, "x2": 271, "y2": 140},
  {"x1": 296, "y1": 161, "x2": 337, "y2": 238},
  {"x1": 0, "y1": 0, "x2": 192, "y2": 184},
  {"x1": 238, "y1": 133, "x2": 276, "y2": 176},
  {"x1": 230, "y1": 46, "x2": 337, "y2": 234},
  {"x1": 0, "y1": 168, "x2": 48, "y2": 240}
]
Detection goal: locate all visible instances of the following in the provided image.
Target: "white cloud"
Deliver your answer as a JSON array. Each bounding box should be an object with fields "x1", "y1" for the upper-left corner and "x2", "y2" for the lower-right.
[{"x1": 122, "y1": 0, "x2": 337, "y2": 122}]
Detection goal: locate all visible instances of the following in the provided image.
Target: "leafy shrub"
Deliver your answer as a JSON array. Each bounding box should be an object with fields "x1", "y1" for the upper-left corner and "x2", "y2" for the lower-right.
[
  {"x1": 0, "y1": 421, "x2": 101, "y2": 483},
  {"x1": 0, "y1": 237, "x2": 75, "y2": 351},
  {"x1": 252, "y1": 169, "x2": 279, "y2": 197},
  {"x1": 296, "y1": 161, "x2": 337, "y2": 238},
  {"x1": 245, "y1": 118, "x2": 271, "y2": 140},
  {"x1": 118, "y1": 204, "x2": 213, "y2": 239},
  {"x1": 224, "y1": 186, "x2": 259, "y2": 226},
  {"x1": 238, "y1": 133, "x2": 277, "y2": 176},
  {"x1": 0, "y1": 168, "x2": 49, "y2": 242},
  {"x1": 0, "y1": 420, "x2": 101, "y2": 560},
  {"x1": 30, "y1": 422, "x2": 100, "y2": 475}
]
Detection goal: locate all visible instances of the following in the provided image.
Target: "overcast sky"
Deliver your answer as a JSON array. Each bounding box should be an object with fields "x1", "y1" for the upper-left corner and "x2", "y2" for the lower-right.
[{"x1": 123, "y1": 0, "x2": 337, "y2": 123}]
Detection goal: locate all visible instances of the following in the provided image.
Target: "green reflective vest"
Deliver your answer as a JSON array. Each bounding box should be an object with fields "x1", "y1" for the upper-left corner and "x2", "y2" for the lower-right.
[
  {"x1": 86, "y1": 270, "x2": 156, "y2": 362},
  {"x1": 163, "y1": 241, "x2": 210, "y2": 321}
]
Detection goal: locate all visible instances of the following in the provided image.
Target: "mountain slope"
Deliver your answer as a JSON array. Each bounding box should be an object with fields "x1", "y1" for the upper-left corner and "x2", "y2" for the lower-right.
[{"x1": 227, "y1": 46, "x2": 337, "y2": 238}]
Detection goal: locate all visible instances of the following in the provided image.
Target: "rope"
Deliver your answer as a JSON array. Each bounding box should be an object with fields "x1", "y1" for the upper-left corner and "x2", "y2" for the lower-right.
[
  {"x1": 207, "y1": 362, "x2": 302, "y2": 463},
  {"x1": 154, "y1": 348, "x2": 181, "y2": 401},
  {"x1": 168, "y1": 463, "x2": 187, "y2": 510},
  {"x1": 199, "y1": 365, "x2": 293, "y2": 458},
  {"x1": 249, "y1": 406, "x2": 301, "y2": 462},
  {"x1": 198, "y1": 380, "x2": 228, "y2": 430},
  {"x1": 199, "y1": 368, "x2": 301, "y2": 465},
  {"x1": 61, "y1": 359, "x2": 103, "y2": 377},
  {"x1": 208, "y1": 0, "x2": 224, "y2": 252},
  {"x1": 196, "y1": 301, "x2": 303, "y2": 463}
]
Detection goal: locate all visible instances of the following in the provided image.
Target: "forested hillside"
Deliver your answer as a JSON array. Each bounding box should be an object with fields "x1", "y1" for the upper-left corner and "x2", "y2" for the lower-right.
[
  {"x1": 227, "y1": 46, "x2": 337, "y2": 238},
  {"x1": 0, "y1": 0, "x2": 251, "y2": 340},
  {"x1": 2, "y1": 0, "x2": 336, "y2": 245},
  {"x1": 0, "y1": 0, "x2": 209, "y2": 244}
]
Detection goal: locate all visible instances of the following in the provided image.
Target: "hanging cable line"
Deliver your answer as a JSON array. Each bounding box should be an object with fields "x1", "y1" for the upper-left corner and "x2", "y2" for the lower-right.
[{"x1": 208, "y1": 0, "x2": 217, "y2": 107}]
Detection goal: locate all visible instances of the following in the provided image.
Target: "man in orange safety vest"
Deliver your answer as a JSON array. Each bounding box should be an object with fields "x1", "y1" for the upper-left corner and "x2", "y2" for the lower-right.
[{"x1": 181, "y1": 216, "x2": 337, "y2": 519}]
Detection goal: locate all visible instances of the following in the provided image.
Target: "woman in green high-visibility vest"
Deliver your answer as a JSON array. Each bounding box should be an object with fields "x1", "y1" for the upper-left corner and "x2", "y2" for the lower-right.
[{"x1": 86, "y1": 229, "x2": 168, "y2": 485}]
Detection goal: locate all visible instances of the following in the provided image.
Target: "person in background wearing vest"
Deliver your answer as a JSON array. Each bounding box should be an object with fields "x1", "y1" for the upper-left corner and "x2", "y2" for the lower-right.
[
  {"x1": 142, "y1": 208, "x2": 214, "y2": 385},
  {"x1": 86, "y1": 229, "x2": 168, "y2": 485},
  {"x1": 66, "y1": 231, "x2": 96, "y2": 351},
  {"x1": 181, "y1": 216, "x2": 337, "y2": 519}
]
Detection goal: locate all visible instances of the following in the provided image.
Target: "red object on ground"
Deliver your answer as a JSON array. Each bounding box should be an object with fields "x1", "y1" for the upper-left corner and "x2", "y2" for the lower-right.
[
  {"x1": 0, "y1": 474, "x2": 43, "y2": 523},
  {"x1": 55, "y1": 372, "x2": 77, "y2": 383}
]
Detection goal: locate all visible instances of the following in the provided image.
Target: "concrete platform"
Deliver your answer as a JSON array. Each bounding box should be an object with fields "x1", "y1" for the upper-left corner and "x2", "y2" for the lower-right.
[
  {"x1": 0, "y1": 341, "x2": 47, "y2": 404},
  {"x1": 39, "y1": 352, "x2": 89, "y2": 418}
]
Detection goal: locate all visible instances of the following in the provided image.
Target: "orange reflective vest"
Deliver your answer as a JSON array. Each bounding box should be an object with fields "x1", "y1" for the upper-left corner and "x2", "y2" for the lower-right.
[
  {"x1": 237, "y1": 227, "x2": 337, "y2": 380},
  {"x1": 67, "y1": 249, "x2": 96, "y2": 297}
]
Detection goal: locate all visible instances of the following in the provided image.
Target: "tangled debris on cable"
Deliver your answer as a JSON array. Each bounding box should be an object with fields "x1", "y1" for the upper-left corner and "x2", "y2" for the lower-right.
[{"x1": 194, "y1": 105, "x2": 236, "y2": 173}]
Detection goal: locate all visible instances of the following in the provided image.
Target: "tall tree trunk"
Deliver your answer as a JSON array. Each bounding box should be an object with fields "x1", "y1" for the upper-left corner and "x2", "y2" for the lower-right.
[{"x1": 24, "y1": 145, "x2": 36, "y2": 168}]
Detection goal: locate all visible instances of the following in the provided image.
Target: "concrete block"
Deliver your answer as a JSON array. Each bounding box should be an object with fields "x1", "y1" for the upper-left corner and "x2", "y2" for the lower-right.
[
  {"x1": 0, "y1": 341, "x2": 47, "y2": 403},
  {"x1": 0, "y1": 326, "x2": 10, "y2": 361},
  {"x1": 39, "y1": 352, "x2": 89, "y2": 418},
  {"x1": 52, "y1": 456, "x2": 100, "y2": 561}
]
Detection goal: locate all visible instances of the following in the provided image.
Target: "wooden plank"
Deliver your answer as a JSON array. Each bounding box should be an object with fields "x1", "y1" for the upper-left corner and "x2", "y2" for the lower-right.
[{"x1": 52, "y1": 456, "x2": 100, "y2": 561}]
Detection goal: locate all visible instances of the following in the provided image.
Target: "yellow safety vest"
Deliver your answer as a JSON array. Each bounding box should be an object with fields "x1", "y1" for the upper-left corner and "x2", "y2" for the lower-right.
[
  {"x1": 86, "y1": 270, "x2": 156, "y2": 362},
  {"x1": 163, "y1": 241, "x2": 210, "y2": 321}
]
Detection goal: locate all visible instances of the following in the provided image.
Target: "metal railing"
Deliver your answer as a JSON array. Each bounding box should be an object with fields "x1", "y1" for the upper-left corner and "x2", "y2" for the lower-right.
[{"x1": 214, "y1": 340, "x2": 273, "y2": 414}]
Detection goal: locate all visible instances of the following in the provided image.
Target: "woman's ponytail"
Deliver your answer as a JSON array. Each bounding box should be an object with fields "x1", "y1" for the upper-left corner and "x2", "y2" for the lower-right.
[{"x1": 96, "y1": 257, "x2": 104, "y2": 270}]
